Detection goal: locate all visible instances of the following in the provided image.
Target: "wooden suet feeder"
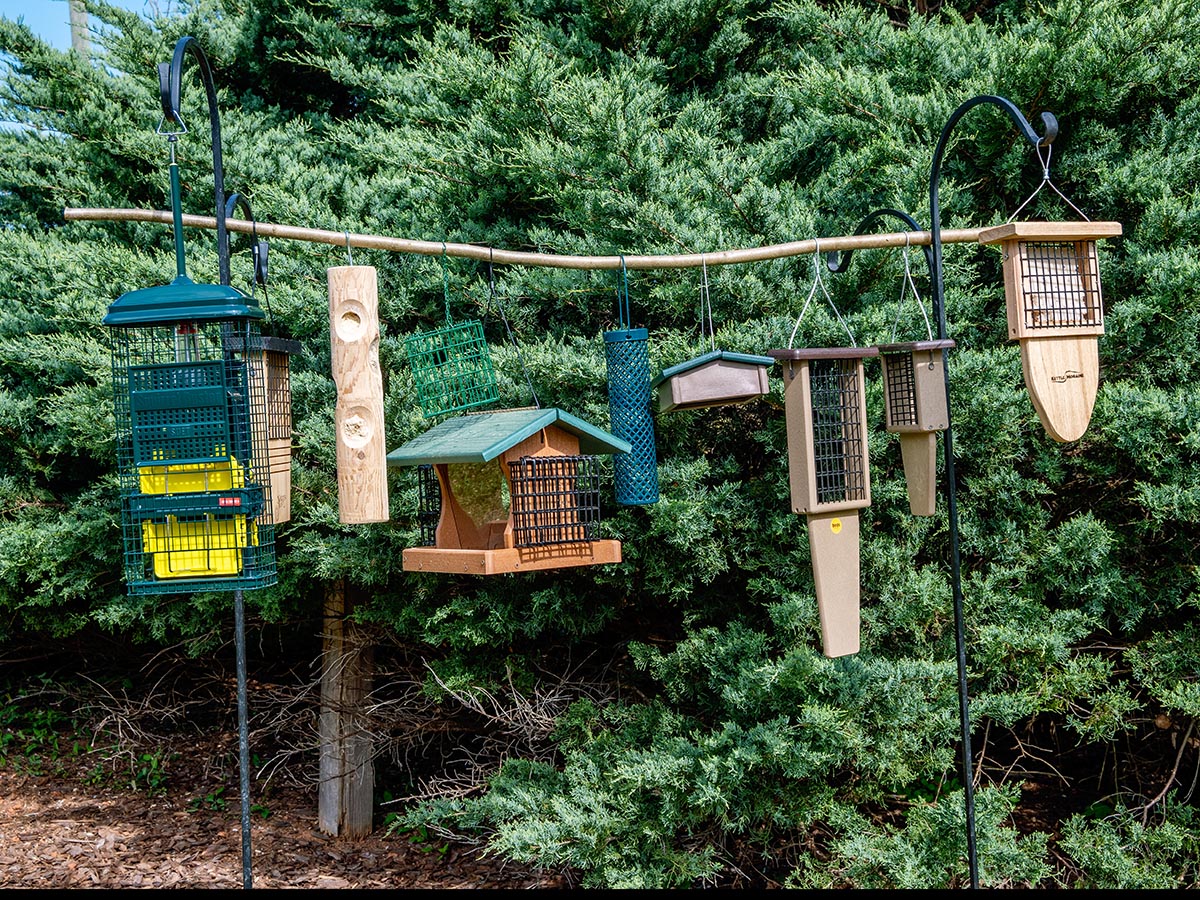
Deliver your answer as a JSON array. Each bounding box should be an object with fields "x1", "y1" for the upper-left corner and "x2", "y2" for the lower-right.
[
  {"x1": 877, "y1": 339, "x2": 955, "y2": 516},
  {"x1": 977, "y1": 221, "x2": 1122, "y2": 442},
  {"x1": 259, "y1": 335, "x2": 301, "y2": 524},
  {"x1": 769, "y1": 347, "x2": 878, "y2": 658},
  {"x1": 387, "y1": 407, "x2": 631, "y2": 575},
  {"x1": 651, "y1": 349, "x2": 775, "y2": 413}
]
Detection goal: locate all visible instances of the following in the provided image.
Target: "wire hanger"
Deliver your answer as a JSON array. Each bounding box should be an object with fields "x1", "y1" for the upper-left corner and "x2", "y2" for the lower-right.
[
  {"x1": 788, "y1": 239, "x2": 856, "y2": 348},
  {"x1": 1006, "y1": 143, "x2": 1090, "y2": 223},
  {"x1": 486, "y1": 249, "x2": 540, "y2": 408},
  {"x1": 699, "y1": 256, "x2": 715, "y2": 353},
  {"x1": 890, "y1": 232, "x2": 934, "y2": 343}
]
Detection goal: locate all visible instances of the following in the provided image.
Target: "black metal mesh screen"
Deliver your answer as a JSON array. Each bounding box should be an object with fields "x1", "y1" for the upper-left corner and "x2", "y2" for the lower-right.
[
  {"x1": 264, "y1": 348, "x2": 292, "y2": 441},
  {"x1": 809, "y1": 359, "x2": 868, "y2": 506},
  {"x1": 508, "y1": 455, "x2": 601, "y2": 548},
  {"x1": 417, "y1": 464, "x2": 441, "y2": 547},
  {"x1": 1019, "y1": 240, "x2": 1102, "y2": 330},
  {"x1": 881, "y1": 352, "x2": 917, "y2": 427}
]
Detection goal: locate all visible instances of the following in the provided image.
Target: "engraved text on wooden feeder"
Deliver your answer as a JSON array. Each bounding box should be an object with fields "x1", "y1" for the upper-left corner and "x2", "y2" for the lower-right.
[
  {"x1": 977, "y1": 221, "x2": 1122, "y2": 443},
  {"x1": 768, "y1": 347, "x2": 878, "y2": 658}
]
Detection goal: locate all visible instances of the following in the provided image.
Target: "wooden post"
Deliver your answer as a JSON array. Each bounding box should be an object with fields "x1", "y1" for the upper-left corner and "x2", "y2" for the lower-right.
[
  {"x1": 328, "y1": 266, "x2": 389, "y2": 523},
  {"x1": 318, "y1": 579, "x2": 375, "y2": 838}
]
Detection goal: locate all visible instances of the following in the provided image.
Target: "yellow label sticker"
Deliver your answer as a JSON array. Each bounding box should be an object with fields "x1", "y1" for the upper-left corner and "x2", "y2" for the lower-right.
[{"x1": 830, "y1": 518, "x2": 842, "y2": 534}]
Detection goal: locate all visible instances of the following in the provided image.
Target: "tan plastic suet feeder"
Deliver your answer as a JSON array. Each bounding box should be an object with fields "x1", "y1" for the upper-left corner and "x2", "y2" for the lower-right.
[
  {"x1": 877, "y1": 339, "x2": 955, "y2": 516},
  {"x1": 768, "y1": 346, "x2": 878, "y2": 658},
  {"x1": 977, "y1": 221, "x2": 1122, "y2": 442}
]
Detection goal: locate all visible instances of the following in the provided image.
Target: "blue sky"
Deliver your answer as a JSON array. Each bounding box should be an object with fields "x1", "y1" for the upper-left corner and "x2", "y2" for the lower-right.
[{"x1": 0, "y1": 0, "x2": 152, "y2": 51}]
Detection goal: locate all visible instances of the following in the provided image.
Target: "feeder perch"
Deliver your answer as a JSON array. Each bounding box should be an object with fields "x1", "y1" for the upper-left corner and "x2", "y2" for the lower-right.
[
  {"x1": 977, "y1": 221, "x2": 1122, "y2": 442},
  {"x1": 404, "y1": 317, "x2": 499, "y2": 419},
  {"x1": 651, "y1": 349, "x2": 775, "y2": 413},
  {"x1": 877, "y1": 339, "x2": 955, "y2": 516},
  {"x1": 387, "y1": 407, "x2": 631, "y2": 575},
  {"x1": 605, "y1": 327, "x2": 660, "y2": 505},
  {"x1": 769, "y1": 347, "x2": 878, "y2": 658},
  {"x1": 104, "y1": 283, "x2": 276, "y2": 595}
]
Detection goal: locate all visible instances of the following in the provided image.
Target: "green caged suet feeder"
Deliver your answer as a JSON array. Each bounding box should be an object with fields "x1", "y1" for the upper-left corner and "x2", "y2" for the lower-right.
[
  {"x1": 103, "y1": 122, "x2": 276, "y2": 595},
  {"x1": 404, "y1": 249, "x2": 500, "y2": 419}
]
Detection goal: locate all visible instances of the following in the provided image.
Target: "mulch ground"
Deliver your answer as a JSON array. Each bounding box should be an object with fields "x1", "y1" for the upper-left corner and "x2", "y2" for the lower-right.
[{"x1": 0, "y1": 735, "x2": 571, "y2": 890}]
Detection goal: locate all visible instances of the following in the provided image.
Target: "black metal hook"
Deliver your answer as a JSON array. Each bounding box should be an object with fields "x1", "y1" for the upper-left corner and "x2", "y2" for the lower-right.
[
  {"x1": 158, "y1": 36, "x2": 233, "y2": 288},
  {"x1": 824, "y1": 207, "x2": 934, "y2": 279},
  {"x1": 223, "y1": 192, "x2": 268, "y2": 288}
]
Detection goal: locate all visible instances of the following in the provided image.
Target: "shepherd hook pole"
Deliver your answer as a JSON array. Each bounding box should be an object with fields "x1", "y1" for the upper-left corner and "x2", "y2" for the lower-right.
[
  {"x1": 928, "y1": 94, "x2": 1058, "y2": 891},
  {"x1": 160, "y1": 35, "x2": 255, "y2": 890}
]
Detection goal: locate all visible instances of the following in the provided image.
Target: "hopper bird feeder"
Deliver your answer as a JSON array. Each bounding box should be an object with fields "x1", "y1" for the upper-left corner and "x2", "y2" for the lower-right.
[
  {"x1": 651, "y1": 262, "x2": 773, "y2": 412},
  {"x1": 604, "y1": 260, "x2": 659, "y2": 505},
  {"x1": 768, "y1": 346, "x2": 877, "y2": 658},
  {"x1": 403, "y1": 250, "x2": 500, "y2": 419},
  {"x1": 877, "y1": 339, "x2": 955, "y2": 516},
  {"x1": 387, "y1": 407, "x2": 631, "y2": 574},
  {"x1": 977, "y1": 221, "x2": 1122, "y2": 442}
]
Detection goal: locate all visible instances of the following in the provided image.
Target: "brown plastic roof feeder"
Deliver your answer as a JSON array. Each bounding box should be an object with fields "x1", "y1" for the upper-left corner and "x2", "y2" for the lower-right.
[
  {"x1": 769, "y1": 346, "x2": 877, "y2": 658},
  {"x1": 877, "y1": 339, "x2": 955, "y2": 516},
  {"x1": 977, "y1": 221, "x2": 1122, "y2": 442}
]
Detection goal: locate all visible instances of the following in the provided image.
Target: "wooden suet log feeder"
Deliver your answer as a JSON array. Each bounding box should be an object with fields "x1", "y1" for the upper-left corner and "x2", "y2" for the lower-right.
[
  {"x1": 877, "y1": 339, "x2": 955, "y2": 516},
  {"x1": 387, "y1": 407, "x2": 631, "y2": 575},
  {"x1": 977, "y1": 221, "x2": 1122, "y2": 442},
  {"x1": 651, "y1": 349, "x2": 775, "y2": 413},
  {"x1": 768, "y1": 347, "x2": 877, "y2": 658}
]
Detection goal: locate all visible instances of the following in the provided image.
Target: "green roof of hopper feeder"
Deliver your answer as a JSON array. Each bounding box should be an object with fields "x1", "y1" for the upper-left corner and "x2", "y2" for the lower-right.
[
  {"x1": 387, "y1": 407, "x2": 632, "y2": 467},
  {"x1": 103, "y1": 276, "x2": 265, "y2": 327}
]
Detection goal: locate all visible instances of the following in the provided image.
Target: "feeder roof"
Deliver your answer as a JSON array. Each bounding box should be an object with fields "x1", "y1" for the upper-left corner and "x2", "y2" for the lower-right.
[
  {"x1": 103, "y1": 276, "x2": 265, "y2": 327},
  {"x1": 650, "y1": 349, "x2": 776, "y2": 389},
  {"x1": 387, "y1": 407, "x2": 632, "y2": 467},
  {"x1": 977, "y1": 220, "x2": 1123, "y2": 245}
]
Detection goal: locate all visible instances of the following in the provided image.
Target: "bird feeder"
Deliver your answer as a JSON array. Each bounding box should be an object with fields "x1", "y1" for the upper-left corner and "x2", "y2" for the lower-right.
[
  {"x1": 877, "y1": 339, "x2": 955, "y2": 516},
  {"x1": 387, "y1": 407, "x2": 631, "y2": 574},
  {"x1": 604, "y1": 264, "x2": 659, "y2": 505},
  {"x1": 769, "y1": 347, "x2": 877, "y2": 658},
  {"x1": 259, "y1": 335, "x2": 302, "y2": 524},
  {"x1": 977, "y1": 221, "x2": 1122, "y2": 442},
  {"x1": 651, "y1": 350, "x2": 775, "y2": 413},
  {"x1": 104, "y1": 278, "x2": 276, "y2": 595},
  {"x1": 404, "y1": 253, "x2": 500, "y2": 419}
]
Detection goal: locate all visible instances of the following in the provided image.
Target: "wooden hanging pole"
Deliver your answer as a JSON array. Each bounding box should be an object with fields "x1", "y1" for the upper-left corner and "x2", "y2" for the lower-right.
[{"x1": 63, "y1": 207, "x2": 985, "y2": 270}]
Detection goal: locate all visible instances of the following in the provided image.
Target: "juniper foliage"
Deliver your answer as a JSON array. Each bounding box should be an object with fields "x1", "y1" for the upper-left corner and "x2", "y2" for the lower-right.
[{"x1": 1, "y1": 0, "x2": 1197, "y2": 888}]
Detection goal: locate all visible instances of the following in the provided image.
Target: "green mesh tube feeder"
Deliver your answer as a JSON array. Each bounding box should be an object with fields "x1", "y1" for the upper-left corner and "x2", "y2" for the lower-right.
[
  {"x1": 604, "y1": 262, "x2": 659, "y2": 506},
  {"x1": 404, "y1": 249, "x2": 499, "y2": 418}
]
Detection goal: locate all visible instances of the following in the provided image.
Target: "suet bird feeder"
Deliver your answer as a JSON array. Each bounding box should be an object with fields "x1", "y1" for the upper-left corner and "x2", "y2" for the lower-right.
[
  {"x1": 651, "y1": 263, "x2": 774, "y2": 412},
  {"x1": 977, "y1": 220, "x2": 1122, "y2": 442},
  {"x1": 403, "y1": 252, "x2": 500, "y2": 419},
  {"x1": 877, "y1": 339, "x2": 955, "y2": 516},
  {"x1": 387, "y1": 407, "x2": 630, "y2": 574},
  {"x1": 260, "y1": 335, "x2": 301, "y2": 524},
  {"x1": 769, "y1": 346, "x2": 877, "y2": 658},
  {"x1": 652, "y1": 349, "x2": 775, "y2": 413},
  {"x1": 104, "y1": 268, "x2": 276, "y2": 595}
]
